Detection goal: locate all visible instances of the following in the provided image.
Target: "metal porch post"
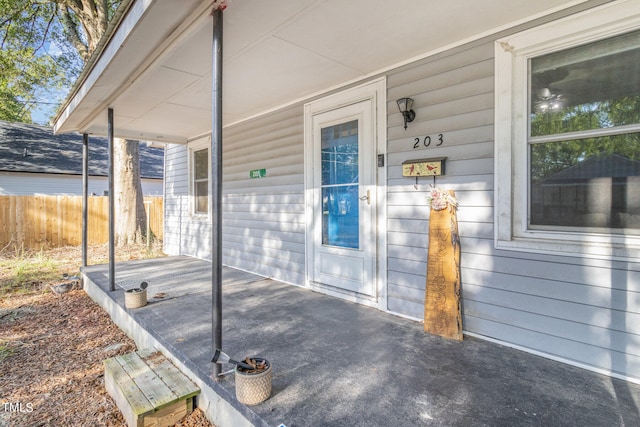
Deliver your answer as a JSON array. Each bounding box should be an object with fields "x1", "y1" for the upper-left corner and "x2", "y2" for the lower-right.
[
  {"x1": 108, "y1": 108, "x2": 115, "y2": 291},
  {"x1": 82, "y1": 133, "x2": 89, "y2": 267},
  {"x1": 211, "y1": 7, "x2": 223, "y2": 379}
]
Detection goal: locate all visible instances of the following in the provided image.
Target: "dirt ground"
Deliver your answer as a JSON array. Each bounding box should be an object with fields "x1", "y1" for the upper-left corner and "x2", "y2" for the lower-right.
[{"x1": 0, "y1": 245, "x2": 214, "y2": 427}]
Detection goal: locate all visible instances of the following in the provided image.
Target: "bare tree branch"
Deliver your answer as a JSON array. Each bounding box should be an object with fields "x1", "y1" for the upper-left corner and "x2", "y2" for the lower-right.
[
  {"x1": 32, "y1": 10, "x2": 57, "y2": 55},
  {"x1": 56, "y1": 3, "x2": 89, "y2": 61},
  {"x1": 97, "y1": 0, "x2": 108, "y2": 27},
  {"x1": 54, "y1": 0, "x2": 107, "y2": 59}
]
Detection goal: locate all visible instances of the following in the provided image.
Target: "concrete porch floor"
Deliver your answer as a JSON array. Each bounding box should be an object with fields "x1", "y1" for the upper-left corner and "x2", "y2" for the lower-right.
[{"x1": 82, "y1": 256, "x2": 640, "y2": 427}]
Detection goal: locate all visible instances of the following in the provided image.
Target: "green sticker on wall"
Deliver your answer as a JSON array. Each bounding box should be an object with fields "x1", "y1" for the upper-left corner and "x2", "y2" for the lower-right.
[{"x1": 249, "y1": 169, "x2": 267, "y2": 178}]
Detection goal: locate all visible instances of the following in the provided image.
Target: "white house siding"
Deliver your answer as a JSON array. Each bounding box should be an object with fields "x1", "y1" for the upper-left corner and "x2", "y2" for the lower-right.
[
  {"x1": 385, "y1": 37, "x2": 640, "y2": 381},
  {"x1": 222, "y1": 108, "x2": 305, "y2": 285},
  {"x1": 164, "y1": 106, "x2": 306, "y2": 285},
  {"x1": 163, "y1": 144, "x2": 193, "y2": 256},
  {"x1": 385, "y1": 42, "x2": 495, "y2": 321},
  {"x1": 0, "y1": 171, "x2": 163, "y2": 196},
  {"x1": 164, "y1": 147, "x2": 210, "y2": 258}
]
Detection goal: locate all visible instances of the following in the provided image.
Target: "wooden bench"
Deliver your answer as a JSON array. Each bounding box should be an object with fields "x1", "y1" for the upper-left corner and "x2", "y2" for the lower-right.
[{"x1": 104, "y1": 348, "x2": 201, "y2": 427}]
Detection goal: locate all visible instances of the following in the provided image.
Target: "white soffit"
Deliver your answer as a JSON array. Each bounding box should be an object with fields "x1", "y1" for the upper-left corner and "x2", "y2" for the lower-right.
[{"x1": 54, "y1": 0, "x2": 589, "y2": 143}]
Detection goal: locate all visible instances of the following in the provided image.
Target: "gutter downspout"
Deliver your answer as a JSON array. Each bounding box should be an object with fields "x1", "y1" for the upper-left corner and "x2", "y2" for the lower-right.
[{"x1": 211, "y1": 5, "x2": 224, "y2": 379}]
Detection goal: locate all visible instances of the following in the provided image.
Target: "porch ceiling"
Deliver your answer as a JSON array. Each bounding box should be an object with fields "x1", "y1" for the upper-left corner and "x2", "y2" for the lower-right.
[{"x1": 53, "y1": 0, "x2": 588, "y2": 144}]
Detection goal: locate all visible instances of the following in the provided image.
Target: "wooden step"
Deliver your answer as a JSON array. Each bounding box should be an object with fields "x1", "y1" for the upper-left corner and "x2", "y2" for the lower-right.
[{"x1": 104, "y1": 348, "x2": 201, "y2": 427}]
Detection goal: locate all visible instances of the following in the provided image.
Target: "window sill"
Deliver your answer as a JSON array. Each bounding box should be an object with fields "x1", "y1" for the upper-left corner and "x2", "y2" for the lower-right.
[{"x1": 190, "y1": 213, "x2": 210, "y2": 222}]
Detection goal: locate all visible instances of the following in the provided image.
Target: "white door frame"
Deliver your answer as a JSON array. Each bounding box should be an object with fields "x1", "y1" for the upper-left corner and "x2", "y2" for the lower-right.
[{"x1": 303, "y1": 77, "x2": 387, "y2": 310}]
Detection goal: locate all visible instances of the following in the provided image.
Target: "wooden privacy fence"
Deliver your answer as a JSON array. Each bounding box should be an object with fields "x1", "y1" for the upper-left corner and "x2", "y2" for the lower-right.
[{"x1": 0, "y1": 195, "x2": 163, "y2": 249}]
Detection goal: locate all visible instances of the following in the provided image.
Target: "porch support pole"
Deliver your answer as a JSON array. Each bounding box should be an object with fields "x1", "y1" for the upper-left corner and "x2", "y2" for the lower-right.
[
  {"x1": 108, "y1": 108, "x2": 115, "y2": 292},
  {"x1": 82, "y1": 133, "x2": 89, "y2": 267},
  {"x1": 211, "y1": 7, "x2": 223, "y2": 378}
]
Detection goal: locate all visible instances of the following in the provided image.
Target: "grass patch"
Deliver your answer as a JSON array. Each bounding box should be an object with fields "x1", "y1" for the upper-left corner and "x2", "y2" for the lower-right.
[
  {"x1": 0, "y1": 242, "x2": 164, "y2": 297},
  {"x1": 0, "y1": 341, "x2": 14, "y2": 362},
  {"x1": 0, "y1": 249, "x2": 78, "y2": 296}
]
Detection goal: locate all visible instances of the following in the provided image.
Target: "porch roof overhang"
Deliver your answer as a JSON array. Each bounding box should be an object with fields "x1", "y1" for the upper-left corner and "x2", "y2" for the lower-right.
[{"x1": 53, "y1": 0, "x2": 590, "y2": 144}]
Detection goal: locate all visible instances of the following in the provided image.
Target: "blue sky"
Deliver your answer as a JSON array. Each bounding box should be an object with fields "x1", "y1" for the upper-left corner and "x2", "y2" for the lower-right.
[
  {"x1": 31, "y1": 89, "x2": 66, "y2": 126},
  {"x1": 30, "y1": 41, "x2": 71, "y2": 126}
]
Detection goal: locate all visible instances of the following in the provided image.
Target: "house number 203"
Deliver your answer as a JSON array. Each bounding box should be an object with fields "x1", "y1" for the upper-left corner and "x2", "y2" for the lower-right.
[{"x1": 413, "y1": 134, "x2": 444, "y2": 149}]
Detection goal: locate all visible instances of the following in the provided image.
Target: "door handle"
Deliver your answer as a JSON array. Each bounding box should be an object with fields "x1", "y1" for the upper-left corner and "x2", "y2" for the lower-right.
[{"x1": 359, "y1": 189, "x2": 370, "y2": 205}]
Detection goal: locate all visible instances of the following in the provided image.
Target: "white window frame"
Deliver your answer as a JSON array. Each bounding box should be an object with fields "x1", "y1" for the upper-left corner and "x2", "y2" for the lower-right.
[
  {"x1": 188, "y1": 138, "x2": 210, "y2": 218},
  {"x1": 494, "y1": 0, "x2": 640, "y2": 261}
]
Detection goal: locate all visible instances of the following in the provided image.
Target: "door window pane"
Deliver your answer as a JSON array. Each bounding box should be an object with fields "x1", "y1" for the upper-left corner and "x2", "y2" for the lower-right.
[
  {"x1": 321, "y1": 120, "x2": 359, "y2": 185},
  {"x1": 321, "y1": 120, "x2": 359, "y2": 248},
  {"x1": 322, "y1": 186, "x2": 359, "y2": 248}
]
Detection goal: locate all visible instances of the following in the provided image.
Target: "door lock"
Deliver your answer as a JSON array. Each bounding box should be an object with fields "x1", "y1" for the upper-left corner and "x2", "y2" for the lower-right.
[{"x1": 359, "y1": 189, "x2": 370, "y2": 205}]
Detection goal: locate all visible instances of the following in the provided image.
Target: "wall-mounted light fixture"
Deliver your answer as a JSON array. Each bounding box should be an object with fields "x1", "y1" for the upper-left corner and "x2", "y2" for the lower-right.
[{"x1": 396, "y1": 97, "x2": 416, "y2": 130}]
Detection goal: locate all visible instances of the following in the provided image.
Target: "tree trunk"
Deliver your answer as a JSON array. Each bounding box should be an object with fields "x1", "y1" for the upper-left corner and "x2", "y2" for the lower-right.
[{"x1": 114, "y1": 138, "x2": 146, "y2": 246}]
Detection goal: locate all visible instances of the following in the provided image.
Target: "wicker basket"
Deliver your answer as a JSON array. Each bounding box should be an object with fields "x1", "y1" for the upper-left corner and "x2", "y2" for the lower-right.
[
  {"x1": 235, "y1": 359, "x2": 272, "y2": 405},
  {"x1": 125, "y1": 288, "x2": 147, "y2": 309}
]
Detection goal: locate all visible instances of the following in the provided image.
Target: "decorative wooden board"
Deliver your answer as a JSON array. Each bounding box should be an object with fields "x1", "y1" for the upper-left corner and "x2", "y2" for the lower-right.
[{"x1": 424, "y1": 190, "x2": 462, "y2": 340}]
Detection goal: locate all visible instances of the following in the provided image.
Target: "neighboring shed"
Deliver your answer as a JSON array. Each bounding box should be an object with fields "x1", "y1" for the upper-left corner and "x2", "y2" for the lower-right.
[
  {"x1": 532, "y1": 154, "x2": 640, "y2": 228},
  {"x1": 0, "y1": 120, "x2": 164, "y2": 195}
]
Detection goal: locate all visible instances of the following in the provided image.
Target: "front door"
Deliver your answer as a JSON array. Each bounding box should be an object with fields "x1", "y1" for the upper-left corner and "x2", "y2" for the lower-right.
[{"x1": 308, "y1": 99, "x2": 377, "y2": 297}]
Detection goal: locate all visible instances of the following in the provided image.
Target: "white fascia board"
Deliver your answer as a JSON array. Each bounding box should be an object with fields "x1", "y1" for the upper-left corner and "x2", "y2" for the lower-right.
[
  {"x1": 54, "y1": 0, "x2": 154, "y2": 134},
  {"x1": 54, "y1": 0, "x2": 208, "y2": 137}
]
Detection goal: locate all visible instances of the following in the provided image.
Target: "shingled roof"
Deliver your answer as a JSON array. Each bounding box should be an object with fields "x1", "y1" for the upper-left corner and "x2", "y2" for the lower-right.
[
  {"x1": 0, "y1": 120, "x2": 164, "y2": 179},
  {"x1": 541, "y1": 153, "x2": 640, "y2": 184}
]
